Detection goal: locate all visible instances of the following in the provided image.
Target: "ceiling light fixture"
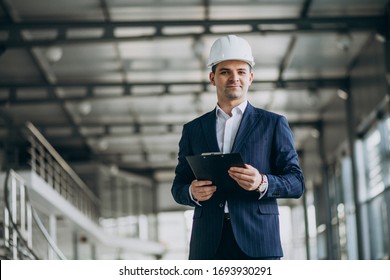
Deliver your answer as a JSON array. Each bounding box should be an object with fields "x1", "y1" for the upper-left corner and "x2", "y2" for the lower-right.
[
  {"x1": 45, "y1": 46, "x2": 63, "y2": 63},
  {"x1": 336, "y1": 33, "x2": 352, "y2": 52},
  {"x1": 109, "y1": 164, "x2": 119, "y2": 176},
  {"x1": 337, "y1": 89, "x2": 348, "y2": 100},
  {"x1": 375, "y1": 33, "x2": 385, "y2": 43},
  {"x1": 97, "y1": 139, "x2": 109, "y2": 151},
  {"x1": 310, "y1": 128, "x2": 320, "y2": 139},
  {"x1": 78, "y1": 100, "x2": 92, "y2": 115}
]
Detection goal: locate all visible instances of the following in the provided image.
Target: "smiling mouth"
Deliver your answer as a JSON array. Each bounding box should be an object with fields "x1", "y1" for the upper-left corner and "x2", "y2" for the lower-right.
[{"x1": 227, "y1": 85, "x2": 240, "y2": 88}]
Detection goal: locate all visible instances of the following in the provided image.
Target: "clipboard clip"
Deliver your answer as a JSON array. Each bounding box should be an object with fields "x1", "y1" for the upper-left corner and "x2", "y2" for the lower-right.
[{"x1": 201, "y1": 152, "x2": 223, "y2": 156}]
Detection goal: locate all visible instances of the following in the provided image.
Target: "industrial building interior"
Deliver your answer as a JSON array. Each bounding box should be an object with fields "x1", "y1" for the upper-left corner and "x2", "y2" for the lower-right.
[{"x1": 0, "y1": 0, "x2": 389, "y2": 260}]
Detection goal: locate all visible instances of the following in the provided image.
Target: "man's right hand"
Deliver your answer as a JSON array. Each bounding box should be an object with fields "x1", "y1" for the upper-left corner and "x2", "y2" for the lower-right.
[{"x1": 190, "y1": 180, "x2": 217, "y2": 201}]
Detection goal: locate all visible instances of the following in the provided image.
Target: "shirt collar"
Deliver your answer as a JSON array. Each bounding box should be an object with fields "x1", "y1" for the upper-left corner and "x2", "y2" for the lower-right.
[{"x1": 216, "y1": 100, "x2": 248, "y2": 118}]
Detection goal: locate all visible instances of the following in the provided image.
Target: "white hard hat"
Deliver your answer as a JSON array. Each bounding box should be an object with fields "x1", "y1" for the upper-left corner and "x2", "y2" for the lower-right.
[{"x1": 207, "y1": 35, "x2": 255, "y2": 68}]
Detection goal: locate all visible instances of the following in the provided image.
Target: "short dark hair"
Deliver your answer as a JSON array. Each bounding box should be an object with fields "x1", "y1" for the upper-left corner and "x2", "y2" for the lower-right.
[
  {"x1": 211, "y1": 65, "x2": 217, "y2": 74},
  {"x1": 211, "y1": 63, "x2": 252, "y2": 74}
]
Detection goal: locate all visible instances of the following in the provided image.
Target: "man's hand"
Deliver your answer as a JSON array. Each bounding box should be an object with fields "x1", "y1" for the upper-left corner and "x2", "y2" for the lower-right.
[
  {"x1": 228, "y1": 164, "x2": 262, "y2": 191},
  {"x1": 191, "y1": 180, "x2": 217, "y2": 201}
]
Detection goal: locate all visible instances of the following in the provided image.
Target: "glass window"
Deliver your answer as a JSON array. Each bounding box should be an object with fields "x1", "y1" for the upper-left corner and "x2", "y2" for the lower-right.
[
  {"x1": 363, "y1": 129, "x2": 385, "y2": 195},
  {"x1": 360, "y1": 115, "x2": 390, "y2": 259},
  {"x1": 368, "y1": 195, "x2": 387, "y2": 259},
  {"x1": 386, "y1": 117, "x2": 390, "y2": 150},
  {"x1": 384, "y1": 116, "x2": 390, "y2": 187}
]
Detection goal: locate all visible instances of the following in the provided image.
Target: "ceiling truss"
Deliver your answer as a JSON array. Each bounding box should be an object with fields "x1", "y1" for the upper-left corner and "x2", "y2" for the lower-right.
[{"x1": 0, "y1": 15, "x2": 385, "y2": 48}]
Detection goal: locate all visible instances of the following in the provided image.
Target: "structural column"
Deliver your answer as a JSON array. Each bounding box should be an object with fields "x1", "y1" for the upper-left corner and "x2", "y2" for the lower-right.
[
  {"x1": 48, "y1": 214, "x2": 57, "y2": 259},
  {"x1": 344, "y1": 79, "x2": 364, "y2": 259}
]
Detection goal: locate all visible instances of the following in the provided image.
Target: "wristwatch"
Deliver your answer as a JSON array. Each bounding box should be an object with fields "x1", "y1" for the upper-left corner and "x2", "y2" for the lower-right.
[{"x1": 256, "y1": 174, "x2": 268, "y2": 193}]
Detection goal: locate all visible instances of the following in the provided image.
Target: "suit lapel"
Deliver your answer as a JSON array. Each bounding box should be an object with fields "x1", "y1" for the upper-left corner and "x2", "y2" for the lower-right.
[
  {"x1": 232, "y1": 103, "x2": 262, "y2": 152},
  {"x1": 200, "y1": 108, "x2": 220, "y2": 152}
]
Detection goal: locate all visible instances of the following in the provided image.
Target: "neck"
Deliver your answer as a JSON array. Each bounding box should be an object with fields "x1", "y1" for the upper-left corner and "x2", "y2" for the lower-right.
[{"x1": 218, "y1": 99, "x2": 246, "y2": 116}]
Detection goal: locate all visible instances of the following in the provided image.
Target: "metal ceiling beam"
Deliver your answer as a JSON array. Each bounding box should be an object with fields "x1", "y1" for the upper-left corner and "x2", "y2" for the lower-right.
[
  {"x1": 0, "y1": 3, "x2": 12, "y2": 25},
  {"x1": 0, "y1": 77, "x2": 348, "y2": 105},
  {"x1": 3, "y1": 119, "x2": 321, "y2": 138},
  {"x1": 1, "y1": 15, "x2": 384, "y2": 30},
  {"x1": 0, "y1": 15, "x2": 385, "y2": 48},
  {"x1": 0, "y1": 0, "x2": 93, "y2": 157},
  {"x1": 276, "y1": 0, "x2": 312, "y2": 85},
  {"x1": 50, "y1": 119, "x2": 322, "y2": 130},
  {"x1": 0, "y1": 77, "x2": 346, "y2": 88}
]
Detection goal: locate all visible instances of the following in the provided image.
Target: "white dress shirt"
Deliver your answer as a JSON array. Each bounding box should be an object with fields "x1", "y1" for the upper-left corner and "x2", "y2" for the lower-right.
[
  {"x1": 216, "y1": 100, "x2": 247, "y2": 154},
  {"x1": 216, "y1": 100, "x2": 247, "y2": 212}
]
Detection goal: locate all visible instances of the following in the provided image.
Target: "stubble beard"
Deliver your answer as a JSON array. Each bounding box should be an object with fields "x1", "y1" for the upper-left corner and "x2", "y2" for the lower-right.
[{"x1": 223, "y1": 87, "x2": 244, "y2": 100}]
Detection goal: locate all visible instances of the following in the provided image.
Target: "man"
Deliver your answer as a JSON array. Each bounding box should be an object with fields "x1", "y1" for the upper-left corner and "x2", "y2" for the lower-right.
[{"x1": 171, "y1": 35, "x2": 305, "y2": 260}]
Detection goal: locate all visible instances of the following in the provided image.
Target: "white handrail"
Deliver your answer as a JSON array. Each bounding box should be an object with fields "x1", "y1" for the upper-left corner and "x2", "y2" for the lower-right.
[{"x1": 3, "y1": 169, "x2": 67, "y2": 260}]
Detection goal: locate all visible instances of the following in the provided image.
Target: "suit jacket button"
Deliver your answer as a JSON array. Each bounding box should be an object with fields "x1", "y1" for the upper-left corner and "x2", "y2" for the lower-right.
[{"x1": 219, "y1": 203, "x2": 224, "y2": 208}]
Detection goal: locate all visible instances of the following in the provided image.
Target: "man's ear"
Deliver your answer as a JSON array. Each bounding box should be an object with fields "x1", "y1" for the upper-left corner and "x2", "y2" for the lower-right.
[
  {"x1": 249, "y1": 72, "x2": 254, "y2": 84},
  {"x1": 209, "y1": 72, "x2": 215, "y2": 86}
]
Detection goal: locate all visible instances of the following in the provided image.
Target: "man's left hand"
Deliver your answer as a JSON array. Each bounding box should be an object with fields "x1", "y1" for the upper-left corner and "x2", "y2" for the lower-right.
[{"x1": 228, "y1": 164, "x2": 262, "y2": 191}]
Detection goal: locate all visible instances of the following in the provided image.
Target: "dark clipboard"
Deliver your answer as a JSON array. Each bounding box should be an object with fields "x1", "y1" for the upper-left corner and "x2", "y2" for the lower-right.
[{"x1": 185, "y1": 153, "x2": 245, "y2": 188}]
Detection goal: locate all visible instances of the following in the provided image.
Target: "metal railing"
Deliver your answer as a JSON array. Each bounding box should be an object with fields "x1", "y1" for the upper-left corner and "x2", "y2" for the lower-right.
[
  {"x1": 3, "y1": 169, "x2": 66, "y2": 260},
  {"x1": 25, "y1": 121, "x2": 100, "y2": 222}
]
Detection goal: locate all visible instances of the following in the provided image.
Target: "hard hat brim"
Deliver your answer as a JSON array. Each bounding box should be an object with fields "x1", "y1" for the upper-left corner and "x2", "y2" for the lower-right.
[{"x1": 207, "y1": 58, "x2": 255, "y2": 68}]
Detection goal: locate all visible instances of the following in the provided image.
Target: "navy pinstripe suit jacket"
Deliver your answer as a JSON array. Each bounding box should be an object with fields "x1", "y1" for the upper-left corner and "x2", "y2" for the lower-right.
[{"x1": 171, "y1": 102, "x2": 305, "y2": 259}]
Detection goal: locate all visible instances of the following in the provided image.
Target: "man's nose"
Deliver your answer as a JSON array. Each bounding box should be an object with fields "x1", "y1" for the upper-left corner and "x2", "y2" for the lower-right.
[{"x1": 229, "y1": 72, "x2": 239, "y2": 81}]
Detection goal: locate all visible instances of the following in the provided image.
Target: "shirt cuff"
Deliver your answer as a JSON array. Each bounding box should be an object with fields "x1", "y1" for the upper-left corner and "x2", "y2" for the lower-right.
[
  {"x1": 257, "y1": 175, "x2": 268, "y2": 200},
  {"x1": 189, "y1": 185, "x2": 202, "y2": 206},
  {"x1": 258, "y1": 185, "x2": 268, "y2": 199}
]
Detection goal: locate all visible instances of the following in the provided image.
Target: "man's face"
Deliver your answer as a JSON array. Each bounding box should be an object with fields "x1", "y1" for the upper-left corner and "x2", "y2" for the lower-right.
[{"x1": 209, "y1": 60, "x2": 254, "y2": 103}]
